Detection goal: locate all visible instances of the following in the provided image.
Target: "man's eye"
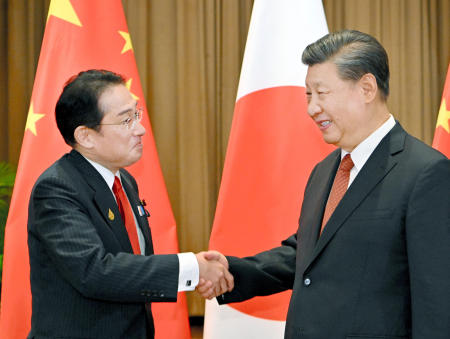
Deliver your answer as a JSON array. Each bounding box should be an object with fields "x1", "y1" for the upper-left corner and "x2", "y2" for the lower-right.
[{"x1": 122, "y1": 118, "x2": 132, "y2": 126}]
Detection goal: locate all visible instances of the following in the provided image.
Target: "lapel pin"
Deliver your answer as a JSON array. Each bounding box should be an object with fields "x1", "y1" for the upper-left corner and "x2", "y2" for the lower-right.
[
  {"x1": 137, "y1": 205, "x2": 145, "y2": 217},
  {"x1": 139, "y1": 199, "x2": 150, "y2": 217},
  {"x1": 108, "y1": 208, "x2": 115, "y2": 221}
]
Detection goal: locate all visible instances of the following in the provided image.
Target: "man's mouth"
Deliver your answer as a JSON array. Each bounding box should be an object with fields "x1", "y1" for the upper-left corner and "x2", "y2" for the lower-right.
[{"x1": 317, "y1": 120, "x2": 331, "y2": 130}]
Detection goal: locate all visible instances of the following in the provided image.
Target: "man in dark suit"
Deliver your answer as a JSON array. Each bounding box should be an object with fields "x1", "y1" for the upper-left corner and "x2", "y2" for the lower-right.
[
  {"x1": 27, "y1": 69, "x2": 233, "y2": 339},
  {"x1": 199, "y1": 30, "x2": 450, "y2": 338}
]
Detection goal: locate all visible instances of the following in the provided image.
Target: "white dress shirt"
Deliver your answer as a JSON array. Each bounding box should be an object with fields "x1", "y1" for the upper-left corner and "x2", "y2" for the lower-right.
[{"x1": 342, "y1": 115, "x2": 396, "y2": 187}]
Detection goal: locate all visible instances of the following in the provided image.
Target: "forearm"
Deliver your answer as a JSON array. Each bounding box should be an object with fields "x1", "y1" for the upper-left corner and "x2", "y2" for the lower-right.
[{"x1": 220, "y1": 240, "x2": 297, "y2": 304}]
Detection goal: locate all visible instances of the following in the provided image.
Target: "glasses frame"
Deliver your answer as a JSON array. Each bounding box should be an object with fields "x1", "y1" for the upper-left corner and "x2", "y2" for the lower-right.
[{"x1": 96, "y1": 108, "x2": 144, "y2": 130}]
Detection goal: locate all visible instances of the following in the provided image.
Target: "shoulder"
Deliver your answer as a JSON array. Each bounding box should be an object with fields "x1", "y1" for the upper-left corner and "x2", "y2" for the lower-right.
[
  {"x1": 32, "y1": 153, "x2": 89, "y2": 199},
  {"x1": 387, "y1": 122, "x2": 445, "y2": 163},
  {"x1": 404, "y1": 133, "x2": 447, "y2": 162},
  {"x1": 388, "y1": 130, "x2": 449, "y2": 195},
  {"x1": 34, "y1": 153, "x2": 75, "y2": 186},
  {"x1": 396, "y1": 132, "x2": 448, "y2": 178}
]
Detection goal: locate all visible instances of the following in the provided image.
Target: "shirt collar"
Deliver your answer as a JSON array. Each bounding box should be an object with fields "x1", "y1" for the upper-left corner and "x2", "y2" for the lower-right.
[
  {"x1": 82, "y1": 156, "x2": 120, "y2": 191},
  {"x1": 342, "y1": 115, "x2": 396, "y2": 171}
]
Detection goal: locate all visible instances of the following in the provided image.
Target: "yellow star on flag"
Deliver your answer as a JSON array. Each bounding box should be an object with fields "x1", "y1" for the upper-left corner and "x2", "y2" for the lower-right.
[
  {"x1": 125, "y1": 79, "x2": 140, "y2": 101},
  {"x1": 119, "y1": 31, "x2": 133, "y2": 54},
  {"x1": 436, "y1": 98, "x2": 450, "y2": 133},
  {"x1": 47, "y1": 0, "x2": 82, "y2": 27},
  {"x1": 25, "y1": 103, "x2": 45, "y2": 136}
]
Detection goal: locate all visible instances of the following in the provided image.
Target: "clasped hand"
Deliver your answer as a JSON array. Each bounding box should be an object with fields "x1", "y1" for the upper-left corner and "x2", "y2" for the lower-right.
[{"x1": 195, "y1": 251, "x2": 234, "y2": 299}]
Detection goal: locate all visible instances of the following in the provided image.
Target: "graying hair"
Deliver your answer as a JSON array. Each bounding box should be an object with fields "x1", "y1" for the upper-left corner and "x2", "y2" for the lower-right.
[{"x1": 302, "y1": 30, "x2": 389, "y2": 101}]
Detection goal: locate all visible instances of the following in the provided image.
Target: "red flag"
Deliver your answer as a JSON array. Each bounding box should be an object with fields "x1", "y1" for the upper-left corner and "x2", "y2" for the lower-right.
[
  {"x1": 432, "y1": 63, "x2": 450, "y2": 158},
  {"x1": 0, "y1": 1, "x2": 190, "y2": 338},
  {"x1": 204, "y1": 0, "x2": 334, "y2": 337}
]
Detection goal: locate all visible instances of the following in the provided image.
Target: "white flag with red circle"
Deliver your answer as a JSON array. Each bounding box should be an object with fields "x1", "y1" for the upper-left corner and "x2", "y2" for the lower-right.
[{"x1": 204, "y1": 0, "x2": 332, "y2": 337}]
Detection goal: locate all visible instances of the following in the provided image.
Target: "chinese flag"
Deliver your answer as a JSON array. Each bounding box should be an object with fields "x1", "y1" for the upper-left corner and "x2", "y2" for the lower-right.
[
  {"x1": 204, "y1": 0, "x2": 334, "y2": 338},
  {"x1": 0, "y1": 1, "x2": 190, "y2": 338},
  {"x1": 432, "y1": 63, "x2": 450, "y2": 158}
]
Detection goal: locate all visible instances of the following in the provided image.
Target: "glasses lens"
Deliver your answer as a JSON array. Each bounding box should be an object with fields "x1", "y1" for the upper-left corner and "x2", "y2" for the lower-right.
[{"x1": 136, "y1": 108, "x2": 143, "y2": 121}]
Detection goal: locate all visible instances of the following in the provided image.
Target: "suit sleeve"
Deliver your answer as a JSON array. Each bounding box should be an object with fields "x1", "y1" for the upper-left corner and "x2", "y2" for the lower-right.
[
  {"x1": 219, "y1": 234, "x2": 297, "y2": 304},
  {"x1": 406, "y1": 157, "x2": 450, "y2": 338},
  {"x1": 29, "y1": 174, "x2": 179, "y2": 303}
]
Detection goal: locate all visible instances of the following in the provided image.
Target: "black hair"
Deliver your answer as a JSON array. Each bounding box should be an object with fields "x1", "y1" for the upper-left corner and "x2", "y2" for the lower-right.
[
  {"x1": 302, "y1": 30, "x2": 389, "y2": 100},
  {"x1": 55, "y1": 69, "x2": 125, "y2": 146}
]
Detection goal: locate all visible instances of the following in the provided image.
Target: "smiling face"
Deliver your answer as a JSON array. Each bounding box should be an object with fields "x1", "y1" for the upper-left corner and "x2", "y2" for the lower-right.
[
  {"x1": 305, "y1": 61, "x2": 378, "y2": 152},
  {"x1": 87, "y1": 84, "x2": 145, "y2": 173}
]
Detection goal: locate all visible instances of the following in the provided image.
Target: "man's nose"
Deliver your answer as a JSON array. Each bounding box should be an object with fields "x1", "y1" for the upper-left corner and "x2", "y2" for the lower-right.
[
  {"x1": 307, "y1": 97, "x2": 321, "y2": 117},
  {"x1": 133, "y1": 120, "x2": 146, "y2": 136}
]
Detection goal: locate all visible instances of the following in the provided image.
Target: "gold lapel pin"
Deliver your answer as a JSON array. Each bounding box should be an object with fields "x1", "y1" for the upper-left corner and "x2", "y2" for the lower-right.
[{"x1": 108, "y1": 208, "x2": 115, "y2": 221}]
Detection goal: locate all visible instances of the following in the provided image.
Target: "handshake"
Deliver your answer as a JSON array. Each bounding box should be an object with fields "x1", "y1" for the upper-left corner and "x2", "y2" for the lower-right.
[{"x1": 195, "y1": 251, "x2": 234, "y2": 299}]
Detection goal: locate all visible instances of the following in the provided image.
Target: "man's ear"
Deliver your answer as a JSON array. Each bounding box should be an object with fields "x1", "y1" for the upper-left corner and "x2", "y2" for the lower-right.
[
  {"x1": 74, "y1": 125, "x2": 95, "y2": 148},
  {"x1": 359, "y1": 73, "x2": 378, "y2": 103}
]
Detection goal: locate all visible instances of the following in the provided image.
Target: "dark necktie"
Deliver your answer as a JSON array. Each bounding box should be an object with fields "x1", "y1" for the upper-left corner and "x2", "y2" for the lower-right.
[
  {"x1": 321, "y1": 154, "x2": 354, "y2": 234},
  {"x1": 112, "y1": 176, "x2": 141, "y2": 254}
]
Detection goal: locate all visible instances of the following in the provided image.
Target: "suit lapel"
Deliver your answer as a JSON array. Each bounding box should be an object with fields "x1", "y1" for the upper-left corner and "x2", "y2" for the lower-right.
[
  {"x1": 120, "y1": 171, "x2": 154, "y2": 255},
  {"x1": 296, "y1": 151, "x2": 340, "y2": 274},
  {"x1": 67, "y1": 150, "x2": 134, "y2": 253},
  {"x1": 305, "y1": 151, "x2": 341, "y2": 242},
  {"x1": 305, "y1": 123, "x2": 406, "y2": 270}
]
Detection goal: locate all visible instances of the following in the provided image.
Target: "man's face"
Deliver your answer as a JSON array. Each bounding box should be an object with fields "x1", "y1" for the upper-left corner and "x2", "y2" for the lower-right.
[
  {"x1": 305, "y1": 61, "x2": 369, "y2": 151},
  {"x1": 90, "y1": 84, "x2": 145, "y2": 173}
]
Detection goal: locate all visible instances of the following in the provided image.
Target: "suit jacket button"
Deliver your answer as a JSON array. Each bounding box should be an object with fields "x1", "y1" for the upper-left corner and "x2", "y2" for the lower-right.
[{"x1": 304, "y1": 278, "x2": 311, "y2": 286}]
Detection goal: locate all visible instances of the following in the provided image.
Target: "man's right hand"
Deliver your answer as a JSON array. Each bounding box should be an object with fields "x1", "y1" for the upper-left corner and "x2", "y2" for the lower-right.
[{"x1": 195, "y1": 251, "x2": 234, "y2": 299}]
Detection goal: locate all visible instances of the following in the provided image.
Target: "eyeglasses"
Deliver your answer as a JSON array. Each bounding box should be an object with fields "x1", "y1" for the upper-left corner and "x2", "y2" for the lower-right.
[{"x1": 97, "y1": 108, "x2": 143, "y2": 130}]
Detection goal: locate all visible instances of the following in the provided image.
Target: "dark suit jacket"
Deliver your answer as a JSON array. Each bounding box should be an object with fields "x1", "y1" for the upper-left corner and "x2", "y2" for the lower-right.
[
  {"x1": 28, "y1": 150, "x2": 179, "y2": 339},
  {"x1": 219, "y1": 123, "x2": 450, "y2": 339}
]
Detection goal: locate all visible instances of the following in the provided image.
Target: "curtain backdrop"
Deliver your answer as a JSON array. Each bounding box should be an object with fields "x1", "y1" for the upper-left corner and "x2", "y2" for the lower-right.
[{"x1": 0, "y1": 0, "x2": 448, "y2": 315}]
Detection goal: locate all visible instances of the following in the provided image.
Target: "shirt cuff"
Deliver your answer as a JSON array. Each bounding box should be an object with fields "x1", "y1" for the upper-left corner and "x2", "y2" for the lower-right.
[{"x1": 177, "y1": 252, "x2": 199, "y2": 291}]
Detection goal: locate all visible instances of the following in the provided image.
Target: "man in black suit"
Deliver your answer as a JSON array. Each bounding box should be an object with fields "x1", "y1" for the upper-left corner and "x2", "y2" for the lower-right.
[
  {"x1": 199, "y1": 30, "x2": 450, "y2": 338},
  {"x1": 27, "y1": 70, "x2": 233, "y2": 339}
]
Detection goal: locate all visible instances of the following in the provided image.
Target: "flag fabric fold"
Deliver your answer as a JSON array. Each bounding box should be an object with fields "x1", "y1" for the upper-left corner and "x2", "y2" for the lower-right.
[
  {"x1": 0, "y1": 1, "x2": 190, "y2": 338},
  {"x1": 204, "y1": 0, "x2": 333, "y2": 337},
  {"x1": 432, "y1": 63, "x2": 450, "y2": 158}
]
